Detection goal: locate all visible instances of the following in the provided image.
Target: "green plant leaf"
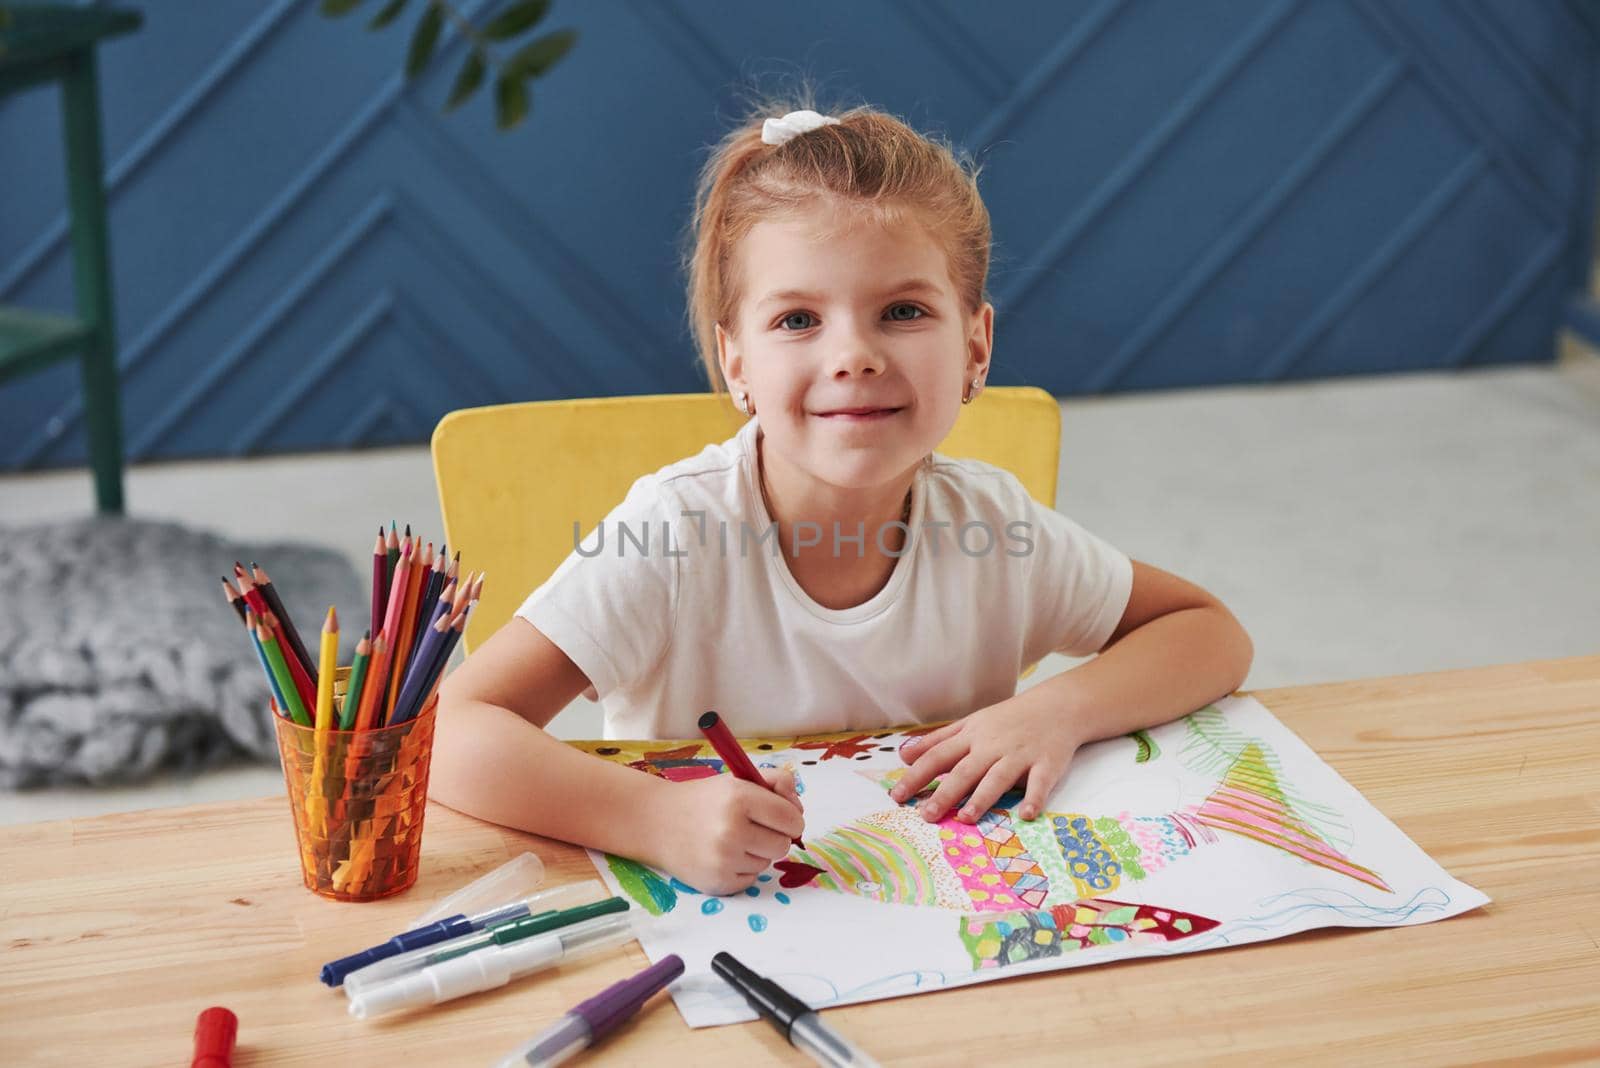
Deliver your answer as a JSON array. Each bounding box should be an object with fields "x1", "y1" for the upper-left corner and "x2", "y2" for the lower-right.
[
  {"x1": 494, "y1": 73, "x2": 531, "y2": 131},
  {"x1": 483, "y1": 0, "x2": 550, "y2": 41},
  {"x1": 318, "y1": 0, "x2": 366, "y2": 16},
  {"x1": 502, "y1": 28, "x2": 576, "y2": 80},
  {"x1": 405, "y1": 2, "x2": 445, "y2": 79},
  {"x1": 367, "y1": 0, "x2": 409, "y2": 30},
  {"x1": 445, "y1": 49, "x2": 487, "y2": 112}
]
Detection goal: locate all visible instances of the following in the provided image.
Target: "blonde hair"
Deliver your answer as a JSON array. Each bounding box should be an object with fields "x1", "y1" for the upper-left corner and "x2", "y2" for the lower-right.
[{"x1": 682, "y1": 95, "x2": 992, "y2": 391}]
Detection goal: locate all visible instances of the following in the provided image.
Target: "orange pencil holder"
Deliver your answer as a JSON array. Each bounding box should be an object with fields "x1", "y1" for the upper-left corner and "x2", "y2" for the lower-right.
[{"x1": 272, "y1": 667, "x2": 438, "y2": 902}]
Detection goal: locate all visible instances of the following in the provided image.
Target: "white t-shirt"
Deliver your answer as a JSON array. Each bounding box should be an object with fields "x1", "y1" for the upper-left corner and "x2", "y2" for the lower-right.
[{"x1": 517, "y1": 416, "x2": 1133, "y2": 739}]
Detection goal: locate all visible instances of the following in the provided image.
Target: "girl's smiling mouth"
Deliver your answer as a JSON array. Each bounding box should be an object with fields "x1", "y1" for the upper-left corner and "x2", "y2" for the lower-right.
[{"x1": 812, "y1": 407, "x2": 903, "y2": 421}]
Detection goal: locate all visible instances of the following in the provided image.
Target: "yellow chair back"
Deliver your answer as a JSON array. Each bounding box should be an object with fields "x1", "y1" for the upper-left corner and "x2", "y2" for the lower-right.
[{"x1": 433, "y1": 387, "x2": 1061, "y2": 654}]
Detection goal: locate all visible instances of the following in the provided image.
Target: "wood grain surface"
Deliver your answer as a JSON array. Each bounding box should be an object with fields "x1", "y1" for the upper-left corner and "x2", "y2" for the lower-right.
[{"x1": 3, "y1": 656, "x2": 1597, "y2": 1066}]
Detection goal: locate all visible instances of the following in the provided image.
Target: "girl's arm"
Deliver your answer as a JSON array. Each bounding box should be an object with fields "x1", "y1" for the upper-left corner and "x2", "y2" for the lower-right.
[
  {"x1": 429, "y1": 618, "x2": 677, "y2": 860},
  {"x1": 429, "y1": 618, "x2": 804, "y2": 892},
  {"x1": 895, "y1": 559, "x2": 1253, "y2": 822}
]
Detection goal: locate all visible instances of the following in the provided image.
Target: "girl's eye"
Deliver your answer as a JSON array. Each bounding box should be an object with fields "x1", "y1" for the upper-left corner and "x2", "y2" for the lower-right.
[{"x1": 775, "y1": 304, "x2": 925, "y2": 331}]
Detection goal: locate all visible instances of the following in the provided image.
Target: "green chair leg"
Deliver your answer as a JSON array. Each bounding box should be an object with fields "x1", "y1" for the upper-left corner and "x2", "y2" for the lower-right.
[
  {"x1": 79, "y1": 330, "x2": 124, "y2": 513},
  {"x1": 61, "y1": 49, "x2": 124, "y2": 514}
]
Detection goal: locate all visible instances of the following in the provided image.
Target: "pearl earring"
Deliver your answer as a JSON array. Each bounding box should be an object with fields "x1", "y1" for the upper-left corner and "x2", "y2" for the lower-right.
[
  {"x1": 962, "y1": 378, "x2": 984, "y2": 405},
  {"x1": 736, "y1": 391, "x2": 753, "y2": 416}
]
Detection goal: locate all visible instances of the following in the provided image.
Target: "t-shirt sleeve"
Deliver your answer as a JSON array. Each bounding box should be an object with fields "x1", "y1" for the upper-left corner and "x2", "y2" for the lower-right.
[
  {"x1": 1012, "y1": 480, "x2": 1134, "y2": 659},
  {"x1": 514, "y1": 475, "x2": 678, "y2": 700}
]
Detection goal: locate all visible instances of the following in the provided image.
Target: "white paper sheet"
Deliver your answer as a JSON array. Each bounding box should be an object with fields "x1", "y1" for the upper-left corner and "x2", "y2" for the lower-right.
[{"x1": 585, "y1": 696, "x2": 1489, "y2": 1028}]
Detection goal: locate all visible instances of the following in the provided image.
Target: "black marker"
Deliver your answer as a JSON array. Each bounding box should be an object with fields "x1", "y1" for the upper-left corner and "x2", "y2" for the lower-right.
[{"x1": 711, "y1": 952, "x2": 881, "y2": 1068}]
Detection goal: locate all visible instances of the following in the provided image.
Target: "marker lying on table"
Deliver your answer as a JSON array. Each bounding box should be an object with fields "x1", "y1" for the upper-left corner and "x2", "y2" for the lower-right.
[
  {"x1": 190, "y1": 1006, "x2": 237, "y2": 1068},
  {"x1": 493, "y1": 954, "x2": 684, "y2": 1068},
  {"x1": 343, "y1": 896, "x2": 629, "y2": 995},
  {"x1": 698, "y1": 710, "x2": 804, "y2": 848},
  {"x1": 321, "y1": 881, "x2": 599, "y2": 987},
  {"x1": 712, "y1": 952, "x2": 881, "y2": 1068},
  {"x1": 347, "y1": 908, "x2": 638, "y2": 1019}
]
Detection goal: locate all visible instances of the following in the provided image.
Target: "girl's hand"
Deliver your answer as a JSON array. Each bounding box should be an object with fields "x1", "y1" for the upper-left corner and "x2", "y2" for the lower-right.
[
  {"x1": 649, "y1": 768, "x2": 804, "y2": 896},
  {"x1": 892, "y1": 695, "x2": 1084, "y2": 823}
]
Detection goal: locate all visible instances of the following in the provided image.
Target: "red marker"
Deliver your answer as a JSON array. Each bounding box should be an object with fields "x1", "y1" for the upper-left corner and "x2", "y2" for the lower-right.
[
  {"x1": 697, "y1": 711, "x2": 803, "y2": 848},
  {"x1": 191, "y1": 1006, "x2": 236, "y2": 1068}
]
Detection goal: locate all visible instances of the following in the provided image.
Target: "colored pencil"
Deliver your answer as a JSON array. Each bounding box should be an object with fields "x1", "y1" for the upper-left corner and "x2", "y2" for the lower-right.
[
  {"x1": 351, "y1": 634, "x2": 390, "y2": 734},
  {"x1": 386, "y1": 542, "x2": 429, "y2": 715},
  {"x1": 221, "y1": 577, "x2": 247, "y2": 624},
  {"x1": 314, "y1": 606, "x2": 339, "y2": 734},
  {"x1": 253, "y1": 563, "x2": 316, "y2": 686},
  {"x1": 258, "y1": 620, "x2": 310, "y2": 726},
  {"x1": 373, "y1": 539, "x2": 414, "y2": 719},
  {"x1": 232, "y1": 563, "x2": 272, "y2": 618},
  {"x1": 235, "y1": 568, "x2": 316, "y2": 713},
  {"x1": 385, "y1": 523, "x2": 400, "y2": 588},
  {"x1": 396, "y1": 602, "x2": 468, "y2": 725},
  {"x1": 269, "y1": 612, "x2": 317, "y2": 715},
  {"x1": 391, "y1": 612, "x2": 451, "y2": 726},
  {"x1": 408, "y1": 543, "x2": 445, "y2": 669},
  {"x1": 446, "y1": 570, "x2": 474, "y2": 624},
  {"x1": 339, "y1": 632, "x2": 371, "y2": 730},
  {"x1": 244, "y1": 608, "x2": 288, "y2": 713},
  {"x1": 397, "y1": 577, "x2": 456, "y2": 700},
  {"x1": 370, "y1": 527, "x2": 387, "y2": 639}
]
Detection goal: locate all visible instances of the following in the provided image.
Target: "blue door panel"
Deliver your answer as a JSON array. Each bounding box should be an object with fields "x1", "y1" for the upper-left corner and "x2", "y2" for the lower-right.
[{"x1": 1, "y1": 0, "x2": 1594, "y2": 468}]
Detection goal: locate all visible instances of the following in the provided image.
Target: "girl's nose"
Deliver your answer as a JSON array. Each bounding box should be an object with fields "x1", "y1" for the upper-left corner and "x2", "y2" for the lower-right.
[{"x1": 828, "y1": 322, "x2": 887, "y2": 379}]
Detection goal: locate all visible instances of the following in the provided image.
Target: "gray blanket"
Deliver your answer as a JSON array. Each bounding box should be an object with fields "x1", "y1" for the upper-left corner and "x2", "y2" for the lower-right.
[{"x1": 0, "y1": 517, "x2": 365, "y2": 788}]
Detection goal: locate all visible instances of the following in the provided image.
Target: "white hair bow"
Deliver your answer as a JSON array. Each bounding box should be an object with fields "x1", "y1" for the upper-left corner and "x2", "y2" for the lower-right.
[{"x1": 761, "y1": 109, "x2": 841, "y2": 146}]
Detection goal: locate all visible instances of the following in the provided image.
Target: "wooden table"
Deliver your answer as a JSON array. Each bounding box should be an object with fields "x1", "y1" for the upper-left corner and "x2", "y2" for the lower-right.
[{"x1": 4, "y1": 657, "x2": 1598, "y2": 1065}]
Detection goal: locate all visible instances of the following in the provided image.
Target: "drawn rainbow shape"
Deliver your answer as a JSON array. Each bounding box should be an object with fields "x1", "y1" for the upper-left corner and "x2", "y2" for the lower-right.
[{"x1": 790, "y1": 808, "x2": 969, "y2": 910}]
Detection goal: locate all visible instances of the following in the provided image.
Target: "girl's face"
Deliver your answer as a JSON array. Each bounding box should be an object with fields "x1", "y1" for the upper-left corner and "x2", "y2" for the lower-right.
[{"x1": 716, "y1": 199, "x2": 993, "y2": 496}]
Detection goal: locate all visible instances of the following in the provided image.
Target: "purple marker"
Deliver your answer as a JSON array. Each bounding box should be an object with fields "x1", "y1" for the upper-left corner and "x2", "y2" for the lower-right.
[{"x1": 494, "y1": 955, "x2": 684, "y2": 1067}]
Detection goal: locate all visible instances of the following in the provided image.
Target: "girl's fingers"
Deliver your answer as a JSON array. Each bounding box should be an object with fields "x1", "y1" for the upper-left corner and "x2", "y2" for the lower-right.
[
  {"x1": 898, "y1": 722, "x2": 961, "y2": 765},
  {"x1": 917, "y1": 754, "x2": 986, "y2": 822},
  {"x1": 1018, "y1": 759, "x2": 1064, "y2": 821},
  {"x1": 740, "y1": 819, "x2": 793, "y2": 861},
  {"x1": 765, "y1": 766, "x2": 803, "y2": 808},
  {"x1": 747, "y1": 786, "x2": 806, "y2": 841},
  {"x1": 954, "y1": 759, "x2": 1025, "y2": 824},
  {"x1": 892, "y1": 735, "x2": 970, "y2": 802}
]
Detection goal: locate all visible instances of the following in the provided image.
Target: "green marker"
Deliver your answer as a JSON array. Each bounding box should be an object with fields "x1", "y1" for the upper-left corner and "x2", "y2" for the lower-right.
[
  {"x1": 431, "y1": 897, "x2": 629, "y2": 964},
  {"x1": 342, "y1": 897, "x2": 629, "y2": 995}
]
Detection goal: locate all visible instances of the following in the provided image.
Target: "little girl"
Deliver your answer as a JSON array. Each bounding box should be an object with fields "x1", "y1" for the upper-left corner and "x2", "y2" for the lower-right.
[{"x1": 431, "y1": 100, "x2": 1252, "y2": 895}]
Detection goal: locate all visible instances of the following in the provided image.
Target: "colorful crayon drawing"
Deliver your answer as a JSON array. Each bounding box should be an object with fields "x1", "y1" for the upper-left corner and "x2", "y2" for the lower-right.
[
  {"x1": 1181, "y1": 705, "x2": 1353, "y2": 850},
  {"x1": 959, "y1": 899, "x2": 1221, "y2": 968},
  {"x1": 1128, "y1": 729, "x2": 1160, "y2": 763},
  {"x1": 801, "y1": 741, "x2": 1387, "y2": 915},
  {"x1": 585, "y1": 696, "x2": 1488, "y2": 1029},
  {"x1": 606, "y1": 737, "x2": 1389, "y2": 971}
]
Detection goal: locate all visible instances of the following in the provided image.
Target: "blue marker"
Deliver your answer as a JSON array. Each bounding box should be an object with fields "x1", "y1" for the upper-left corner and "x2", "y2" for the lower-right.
[{"x1": 320, "y1": 882, "x2": 596, "y2": 986}]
